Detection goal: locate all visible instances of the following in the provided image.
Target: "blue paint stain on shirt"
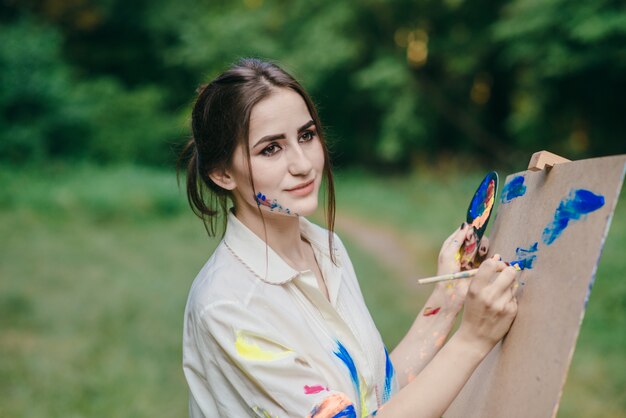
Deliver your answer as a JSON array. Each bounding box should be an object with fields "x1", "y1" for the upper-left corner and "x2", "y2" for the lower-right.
[
  {"x1": 382, "y1": 347, "x2": 394, "y2": 404},
  {"x1": 510, "y1": 241, "x2": 538, "y2": 270},
  {"x1": 332, "y1": 405, "x2": 357, "y2": 418},
  {"x1": 542, "y1": 189, "x2": 605, "y2": 245},
  {"x1": 334, "y1": 341, "x2": 360, "y2": 403},
  {"x1": 501, "y1": 176, "x2": 527, "y2": 203}
]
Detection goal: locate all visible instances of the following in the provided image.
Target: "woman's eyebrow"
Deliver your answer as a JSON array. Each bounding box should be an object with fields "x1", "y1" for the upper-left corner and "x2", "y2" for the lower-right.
[
  {"x1": 297, "y1": 120, "x2": 315, "y2": 133},
  {"x1": 252, "y1": 120, "x2": 316, "y2": 148},
  {"x1": 252, "y1": 133, "x2": 284, "y2": 149}
]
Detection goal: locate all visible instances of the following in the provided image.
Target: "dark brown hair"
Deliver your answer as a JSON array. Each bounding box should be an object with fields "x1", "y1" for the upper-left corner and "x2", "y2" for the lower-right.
[{"x1": 178, "y1": 58, "x2": 336, "y2": 253}]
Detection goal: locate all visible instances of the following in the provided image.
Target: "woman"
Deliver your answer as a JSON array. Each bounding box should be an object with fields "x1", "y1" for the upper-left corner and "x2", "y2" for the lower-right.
[{"x1": 180, "y1": 58, "x2": 518, "y2": 418}]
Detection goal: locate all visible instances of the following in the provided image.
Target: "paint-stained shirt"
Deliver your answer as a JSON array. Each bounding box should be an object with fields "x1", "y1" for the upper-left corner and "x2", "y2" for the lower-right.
[{"x1": 182, "y1": 212, "x2": 398, "y2": 418}]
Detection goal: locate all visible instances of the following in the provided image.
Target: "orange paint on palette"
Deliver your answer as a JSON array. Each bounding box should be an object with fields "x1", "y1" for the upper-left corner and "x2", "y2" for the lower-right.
[
  {"x1": 423, "y1": 306, "x2": 441, "y2": 316},
  {"x1": 470, "y1": 179, "x2": 496, "y2": 230},
  {"x1": 307, "y1": 393, "x2": 355, "y2": 418}
]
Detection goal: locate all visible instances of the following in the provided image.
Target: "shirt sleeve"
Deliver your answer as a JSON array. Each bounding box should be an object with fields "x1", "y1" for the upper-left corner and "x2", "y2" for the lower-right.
[{"x1": 193, "y1": 300, "x2": 359, "y2": 418}]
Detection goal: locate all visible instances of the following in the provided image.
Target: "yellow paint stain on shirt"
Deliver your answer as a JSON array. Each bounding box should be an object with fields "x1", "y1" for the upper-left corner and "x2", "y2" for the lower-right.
[
  {"x1": 360, "y1": 379, "x2": 369, "y2": 418},
  {"x1": 235, "y1": 330, "x2": 292, "y2": 361},
  {"x1": 253, "y1": 406, "x2": 277, "y2": 418}
]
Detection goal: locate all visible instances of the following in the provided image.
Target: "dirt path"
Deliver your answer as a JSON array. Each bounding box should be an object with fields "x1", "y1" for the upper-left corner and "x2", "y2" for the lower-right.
[{"x1": 335, "y1": 212, "x2": 435, "y2": 293}]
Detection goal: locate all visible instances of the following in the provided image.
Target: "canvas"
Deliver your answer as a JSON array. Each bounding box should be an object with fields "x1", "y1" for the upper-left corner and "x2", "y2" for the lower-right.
[{"x1": 444, "y1": 154, "x2": 626, "y2": 418}]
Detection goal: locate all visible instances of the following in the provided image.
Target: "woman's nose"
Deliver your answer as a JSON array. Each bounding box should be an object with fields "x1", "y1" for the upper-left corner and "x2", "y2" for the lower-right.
[{"x1": 287, "y1": 144, "x2": 313, "y2": 175}]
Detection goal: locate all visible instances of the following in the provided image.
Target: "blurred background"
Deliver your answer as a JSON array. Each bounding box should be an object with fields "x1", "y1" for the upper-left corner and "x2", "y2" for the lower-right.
[{"x1": 1, "y1": 0, "x2": 625, "y2": 416}]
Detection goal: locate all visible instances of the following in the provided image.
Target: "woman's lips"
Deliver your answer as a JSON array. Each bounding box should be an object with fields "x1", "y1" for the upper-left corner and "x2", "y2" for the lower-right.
[{"x1": 286, "y1": 180, "x2": 315, "y2": 196}]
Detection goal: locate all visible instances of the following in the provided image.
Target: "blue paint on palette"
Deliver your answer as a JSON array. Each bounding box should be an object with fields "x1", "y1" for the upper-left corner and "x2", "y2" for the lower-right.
[
  {"x1": 501, "y1": 176, "x2": 527, "y2": 203},
  {"x1": 334, "y1": 341, "x2": 360, "y2": 402},
  {"x1": 510, "y1": 242, "x2": 538, "y2": 270},
  {"x1": 542, "y1": 189, "x2": 605, "y2": 245},
  {"x1": 332, "y1": 405, "x2": 357, "y2": 418},
  {"x1": 469, "y1": 175, "x2": 494, "y2": 220},
  {"x1": 382, "y1": 347, "x2": 394, "y2": 403}
]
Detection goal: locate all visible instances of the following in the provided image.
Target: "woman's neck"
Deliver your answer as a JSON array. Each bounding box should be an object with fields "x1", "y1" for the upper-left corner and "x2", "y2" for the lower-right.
[{"x1": 233, "y1": 206, "x2": 309, "y2": 270}]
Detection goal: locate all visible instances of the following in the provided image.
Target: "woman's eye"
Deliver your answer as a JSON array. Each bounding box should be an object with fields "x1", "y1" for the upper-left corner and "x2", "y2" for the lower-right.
[
  {"x1": 261, "y1": 143, "x2": 281, "y2": 156},
  {"x1": 300, "y1": 130, "x2": 316, "y2": 142}
]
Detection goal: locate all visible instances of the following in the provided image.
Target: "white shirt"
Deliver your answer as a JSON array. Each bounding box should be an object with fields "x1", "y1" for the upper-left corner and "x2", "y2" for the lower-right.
[{"x1": 182, "y1": 212, "x2": 398, "y2": 417}]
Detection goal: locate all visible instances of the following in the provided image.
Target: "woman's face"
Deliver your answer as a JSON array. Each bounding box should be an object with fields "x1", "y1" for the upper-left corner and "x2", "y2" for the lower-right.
[{"x1": 226, "y1": 88, "x2": 325, "y2": 218}]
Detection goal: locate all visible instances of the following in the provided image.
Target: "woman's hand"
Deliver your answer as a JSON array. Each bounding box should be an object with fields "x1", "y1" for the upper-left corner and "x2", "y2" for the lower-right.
[
  {"x1": 435, "y1": 223, "x2": 490, "y2": 309},
  {"x1": 457, "y1": 255, "x2": 519, "y2": 353}
]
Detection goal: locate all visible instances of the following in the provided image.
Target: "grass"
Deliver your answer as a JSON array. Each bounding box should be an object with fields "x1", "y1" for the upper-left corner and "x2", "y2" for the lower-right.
[
  {"x1": 1, "y1": 163, "x2": 624, "y2": 417},
  {"x1": 0, "y1": 164, "x2": 217, "y2": 417}
]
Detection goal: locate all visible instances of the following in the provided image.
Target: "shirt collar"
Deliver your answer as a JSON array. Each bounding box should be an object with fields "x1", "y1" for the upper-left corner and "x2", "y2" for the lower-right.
[{"x1": 223, "y1": 211, "x2": 340, "y2": 285}]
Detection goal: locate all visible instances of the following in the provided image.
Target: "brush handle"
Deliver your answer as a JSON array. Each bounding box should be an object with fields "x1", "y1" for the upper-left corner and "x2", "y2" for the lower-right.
[{"x1": 417, "y1": 268, "x2": 479, "y2": 284}]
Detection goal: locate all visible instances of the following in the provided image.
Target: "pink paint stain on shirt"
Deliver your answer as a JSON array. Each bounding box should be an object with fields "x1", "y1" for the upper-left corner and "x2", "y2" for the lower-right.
[
  {"x1": 423, "y1": 306, "x2": 441, "y2": 316},
  {"x1": 304, "y1": 385, "x2": 330, "y2": 395}
]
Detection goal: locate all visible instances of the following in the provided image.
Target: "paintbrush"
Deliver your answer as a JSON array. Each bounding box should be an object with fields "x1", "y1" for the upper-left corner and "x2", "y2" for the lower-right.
[
  {"x1": 417, "y1": 268, "x2": 479, "y2": 284},
  {"x1": 417, "y1": 262, "x2": 519, "y2": 284}
]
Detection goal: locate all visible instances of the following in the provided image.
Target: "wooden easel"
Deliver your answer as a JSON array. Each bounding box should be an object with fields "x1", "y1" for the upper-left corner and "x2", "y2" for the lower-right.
[
  {"x1": 444, "y1": 150, "x2": 626, "y2": 418},
  {"x1": 527, "y1": 150, "x2": 571, "y2": 171}
]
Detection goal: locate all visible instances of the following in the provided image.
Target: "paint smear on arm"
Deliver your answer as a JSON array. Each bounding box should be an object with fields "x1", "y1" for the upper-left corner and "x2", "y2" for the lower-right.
[
  {"x1": 501, "y1": 176, "x2": 527, "y2": 203},
  {"x1": 423, "y1": 307, "x2": 441, "y2": 317},
  {"x1": 542, "y1": 189, "x2": 605, "y2": 245}
]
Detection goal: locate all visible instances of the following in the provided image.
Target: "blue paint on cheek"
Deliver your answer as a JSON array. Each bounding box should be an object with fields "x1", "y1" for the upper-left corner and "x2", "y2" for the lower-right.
[
  {"x1": 542, "y1": 189, "x2": 605, "y2": 245},
  {"x1": 382, "y1": 347, "x2": 394, "y2": 403},
  {"x1": 501, "y1": 176, "x2": 527, "y2": 203},
  {"x1": 332, "y1": 405, "x2": 357, "y2": 418},
  {"x1": 510, "y1": 241, "x2": 538, "y2": 270}
]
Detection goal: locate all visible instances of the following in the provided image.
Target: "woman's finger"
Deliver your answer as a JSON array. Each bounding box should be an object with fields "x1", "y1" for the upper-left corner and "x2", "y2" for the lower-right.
[
  {"x1": 478, "y1": 236, "x2": 489, "y2": 258},
  {"x1": 448, "y1": 225, "x2": 470, "y2": 253},
  {"x1": 471, "y1": 255, "x2": 507, "y2": 292},
  {"x1": 443, "y1": 222, "x2": 468, "y2": 248},
  {"x1": 490, "y1": 266, "x2": 519, "y2": 295}
]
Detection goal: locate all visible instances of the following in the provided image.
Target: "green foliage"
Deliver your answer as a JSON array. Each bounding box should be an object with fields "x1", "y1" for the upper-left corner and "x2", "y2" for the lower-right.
[
  {"x1": 0, "y1": 14, "x2": 184, "y2": 166},
  {"x1": 494, "y1": 0, "x2": 626, "y2": 158},
  {"x1": 69, "y1": 79, "x2": 184, "y2": 165},
  {"x1": 0, "y1": 18, "x2": 79, "y2": 162},
  {"x1": 2, "y1": 1, "x2": 626, "y2": 167}
]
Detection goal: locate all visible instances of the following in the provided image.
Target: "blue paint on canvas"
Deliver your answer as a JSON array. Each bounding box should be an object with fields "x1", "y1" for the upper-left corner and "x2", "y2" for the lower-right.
[
  {"x1": 510, "y1": 242, "x2": 538, "y2": 270},
  {"x1": 501, "y1": 176, "x2": 527, "y2": 203},
  {"x1": 542, "y1": 189, "x2": 605, "y2": 245}
]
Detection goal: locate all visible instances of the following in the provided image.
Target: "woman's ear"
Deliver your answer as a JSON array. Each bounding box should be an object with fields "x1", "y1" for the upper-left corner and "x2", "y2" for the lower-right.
[{"x1": 209, "y1": 168, "x2": 237, "y2": 190}]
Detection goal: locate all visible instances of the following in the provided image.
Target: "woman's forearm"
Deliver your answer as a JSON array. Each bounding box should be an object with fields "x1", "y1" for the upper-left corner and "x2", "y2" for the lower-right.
[
  {"x1": 390, "y1": 287, "x2": 463, "y2": 387},
  {"x1": 377, "y1": 330, "x2": 490, "y2": 418}
]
